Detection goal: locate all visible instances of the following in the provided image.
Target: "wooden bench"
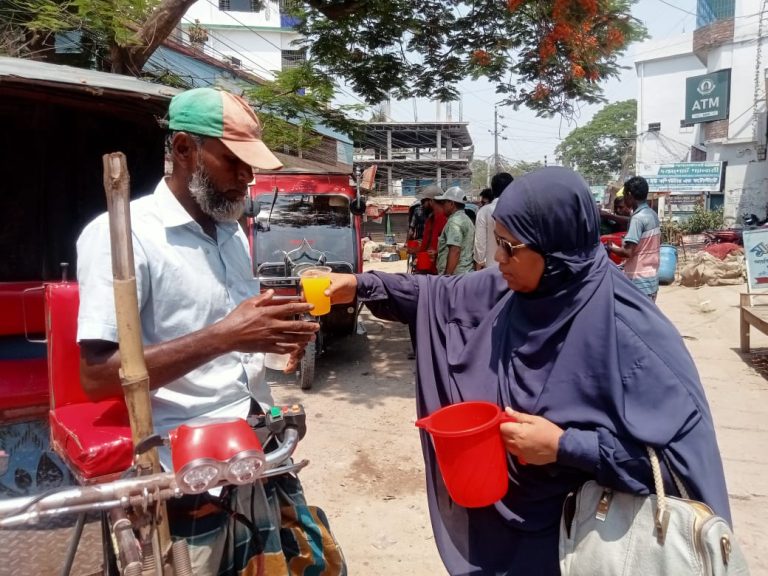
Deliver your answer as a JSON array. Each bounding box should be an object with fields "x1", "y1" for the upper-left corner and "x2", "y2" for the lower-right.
[{"x1": 739, "y1": 293, "x2": 768, "y2": 353}]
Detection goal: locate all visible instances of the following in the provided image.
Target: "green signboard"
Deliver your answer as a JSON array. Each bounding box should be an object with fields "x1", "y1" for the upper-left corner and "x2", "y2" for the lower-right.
[
  {"x1": 639, "y1": 162, "x2": 724, "y2": 193},
  {"x1": 685, "y1": 69, "x2": 731, "y2": 124}
]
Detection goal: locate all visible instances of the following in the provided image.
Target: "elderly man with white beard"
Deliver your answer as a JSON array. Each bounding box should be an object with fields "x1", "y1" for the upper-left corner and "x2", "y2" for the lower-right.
[{"x1": 75, "y1": 88, "x2": 346, "y2": 575}]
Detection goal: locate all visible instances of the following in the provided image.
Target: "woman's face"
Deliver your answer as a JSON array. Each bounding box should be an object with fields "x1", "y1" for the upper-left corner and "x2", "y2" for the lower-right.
[{"x1": 494, "y1": 222, "x2": 545, "y2": 292}]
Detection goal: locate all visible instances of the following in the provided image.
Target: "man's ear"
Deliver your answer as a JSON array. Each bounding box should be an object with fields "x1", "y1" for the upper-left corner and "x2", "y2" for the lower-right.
[{"x1": 171, "y1": 132, "x2": 198, "y2": 168}]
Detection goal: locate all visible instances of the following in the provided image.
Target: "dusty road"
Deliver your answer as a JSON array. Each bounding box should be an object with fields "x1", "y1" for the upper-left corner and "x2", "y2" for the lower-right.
[{"x1": 271, "y1": 262, "x2": 768, "y2": 576}]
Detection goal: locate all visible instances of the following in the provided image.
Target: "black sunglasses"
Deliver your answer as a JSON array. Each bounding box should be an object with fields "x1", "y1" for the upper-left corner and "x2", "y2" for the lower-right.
[{"x1": 494, "y1": 233, "x2": 527, "y2": 258}]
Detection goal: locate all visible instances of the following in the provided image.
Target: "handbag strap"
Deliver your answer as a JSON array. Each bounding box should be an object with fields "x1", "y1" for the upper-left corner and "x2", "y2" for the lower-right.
[
  {"x1": 645, "y1": 446, "x2": 690, "y2": 544},
  {"x1": 647, "y1": 448, "x2": 669, "y2": 543}
]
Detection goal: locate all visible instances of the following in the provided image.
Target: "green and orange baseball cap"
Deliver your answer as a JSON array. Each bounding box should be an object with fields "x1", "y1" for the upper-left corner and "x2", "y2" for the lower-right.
[{"x1": 169, "y1": 87, "x2": 282, "y2": 170}]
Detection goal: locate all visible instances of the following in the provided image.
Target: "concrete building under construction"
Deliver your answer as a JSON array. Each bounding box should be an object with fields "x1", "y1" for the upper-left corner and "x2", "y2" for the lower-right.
[{"x1": 353, "y1": 121, "x2": 474, "y2": 197}]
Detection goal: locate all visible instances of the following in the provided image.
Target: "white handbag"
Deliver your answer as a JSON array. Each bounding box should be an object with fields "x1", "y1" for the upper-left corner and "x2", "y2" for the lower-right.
[{"x1": 559, "y1": 447, "x2": 750, "y2": 576}]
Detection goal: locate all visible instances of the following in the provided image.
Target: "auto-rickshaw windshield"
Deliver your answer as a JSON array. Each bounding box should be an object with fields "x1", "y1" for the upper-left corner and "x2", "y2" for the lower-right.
[
  {"x1": 255, "y1": 194, "x2": 351, "y2": 229},
  {"x1": 253, "y1": 194, "x2": 356, "y2": 270}
]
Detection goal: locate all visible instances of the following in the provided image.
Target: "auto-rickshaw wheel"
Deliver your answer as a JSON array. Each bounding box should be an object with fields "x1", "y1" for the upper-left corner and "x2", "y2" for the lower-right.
[{"x1": 297, "y1": 340, "x2": 316, "y2": 390}]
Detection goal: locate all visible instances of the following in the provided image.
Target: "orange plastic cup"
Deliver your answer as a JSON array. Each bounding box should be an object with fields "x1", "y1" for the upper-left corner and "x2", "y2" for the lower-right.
[{"x1": 299, "y1": 266, "x2": 332, "y2": 316}]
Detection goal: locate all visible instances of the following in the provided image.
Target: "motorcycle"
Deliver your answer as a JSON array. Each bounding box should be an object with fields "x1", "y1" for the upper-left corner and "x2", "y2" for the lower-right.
[{"x1": 742, "y1": 213, "x2": 768, "y2": 228}]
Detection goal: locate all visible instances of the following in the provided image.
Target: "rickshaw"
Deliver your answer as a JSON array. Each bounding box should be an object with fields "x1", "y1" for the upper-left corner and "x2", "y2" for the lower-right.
[{"x1": 244, "y1": 170, "x2": 366, "y2": 390}]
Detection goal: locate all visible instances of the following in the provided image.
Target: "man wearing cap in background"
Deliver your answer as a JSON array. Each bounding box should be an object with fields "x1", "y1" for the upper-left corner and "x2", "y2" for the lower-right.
[
  {"x1": 434, "y1": 186, "x2": 475, "y2": 275},
  {"x1": 408, "y1": 183, "x2": 447, "y2": 274},
  {"x1": 76, "y1": 87, "x2": 345, "y2": 575},
  {"x1": 473, "y1": 172, "x2": 513, "y2": 270}
]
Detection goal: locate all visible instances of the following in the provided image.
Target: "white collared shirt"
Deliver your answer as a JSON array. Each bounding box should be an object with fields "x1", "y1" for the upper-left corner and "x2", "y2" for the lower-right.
[
  {"x1": 77, "y1": 179, "x2": 270, "y2": 452},
  {"x1": 473, "y1": 198, "x2": 499, "y2": 268}
]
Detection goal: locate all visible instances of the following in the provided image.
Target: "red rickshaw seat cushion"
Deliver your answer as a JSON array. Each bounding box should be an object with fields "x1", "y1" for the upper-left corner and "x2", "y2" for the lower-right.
[
  {"x1": 46, "y1": 282, "x2": 133, "y2": 480},
  {"x1": 49, "y1": 401, "x2": 133, "y2": 479}
]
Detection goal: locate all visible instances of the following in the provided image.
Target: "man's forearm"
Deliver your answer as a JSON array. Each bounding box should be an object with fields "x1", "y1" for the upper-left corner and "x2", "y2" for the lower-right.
[
  {"x1": 610, "y1": 243, "x2": 635, "y2": 259},
  {"x1": 80, "y1": 322, "x2": 232, "y2": 401},
  {"x1": 445, "y1": 247, "x2": 460, "y2": 275}
]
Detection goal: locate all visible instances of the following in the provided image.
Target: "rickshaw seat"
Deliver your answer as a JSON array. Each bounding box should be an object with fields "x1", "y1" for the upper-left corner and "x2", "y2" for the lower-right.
[{"x1": 45, "y1": 282, "x2": 133, "y2": 482}]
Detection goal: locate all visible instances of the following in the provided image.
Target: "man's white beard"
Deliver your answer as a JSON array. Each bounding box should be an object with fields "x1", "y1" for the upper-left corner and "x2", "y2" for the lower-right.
[{"x1": 189, "y1": 165, "x2": 245, "y2": 222}]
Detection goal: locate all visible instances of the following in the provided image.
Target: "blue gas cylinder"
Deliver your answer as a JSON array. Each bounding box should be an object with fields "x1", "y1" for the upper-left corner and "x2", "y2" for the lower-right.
[{"x1": 658, "y1": 244, "x2": 677, "y2": 285}]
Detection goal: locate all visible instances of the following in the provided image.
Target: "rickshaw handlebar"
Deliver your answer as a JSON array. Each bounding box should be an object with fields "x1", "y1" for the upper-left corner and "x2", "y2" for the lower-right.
[{"x1": 0, "y1": 428, "x2": 306, "y2": 528}]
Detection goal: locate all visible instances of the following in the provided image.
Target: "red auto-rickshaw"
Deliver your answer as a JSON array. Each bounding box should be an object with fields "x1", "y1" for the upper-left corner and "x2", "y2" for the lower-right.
[{"x1": 244, "y1": 170, "x2": 366, "y2": 390}]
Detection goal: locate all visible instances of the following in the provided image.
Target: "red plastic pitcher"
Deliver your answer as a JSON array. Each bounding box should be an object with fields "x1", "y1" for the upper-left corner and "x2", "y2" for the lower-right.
[{"x1": 416, "y1": 401, "x2": 516, "y2": 508}]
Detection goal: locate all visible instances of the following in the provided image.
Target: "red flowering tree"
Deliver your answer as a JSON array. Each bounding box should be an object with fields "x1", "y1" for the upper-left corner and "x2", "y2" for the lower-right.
[{"x1": 296, "y1": 0, "x2": 645, "y2": 116}]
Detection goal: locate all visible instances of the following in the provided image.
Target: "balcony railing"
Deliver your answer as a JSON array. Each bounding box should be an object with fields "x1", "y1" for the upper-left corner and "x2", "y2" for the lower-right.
[{"x1": 697, "y1": 0, "x2": 735, "y2": 29}]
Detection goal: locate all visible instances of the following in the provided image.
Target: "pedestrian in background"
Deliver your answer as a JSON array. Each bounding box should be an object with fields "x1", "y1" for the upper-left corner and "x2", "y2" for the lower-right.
[
  {"x1": 408, "y1": 184, "x2": 447, "y2": 274},
  {"x1": 474, "y1": 172, "x2": 514, "y2": 270},
  {"x1": 606, "y1": 176, "x2": 661, "y2": 300},
  {"x1": 433, "y1": 186, "x2": 475, "y2": 275}
]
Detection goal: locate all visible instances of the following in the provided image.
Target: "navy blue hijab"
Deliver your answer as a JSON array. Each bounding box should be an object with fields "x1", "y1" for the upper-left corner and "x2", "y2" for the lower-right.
[{"x1": 388, "y1": 167, "x2": 731, "y2": 574}]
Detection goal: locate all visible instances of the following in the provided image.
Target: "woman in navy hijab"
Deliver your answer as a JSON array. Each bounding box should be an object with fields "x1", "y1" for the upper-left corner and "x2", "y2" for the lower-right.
[{"x1": 328, "y1": 167, "x2": 730, "y2": 575}]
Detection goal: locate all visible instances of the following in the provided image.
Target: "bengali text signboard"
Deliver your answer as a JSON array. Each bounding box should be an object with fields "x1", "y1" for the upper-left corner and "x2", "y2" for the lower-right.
[
  {"x1": 639, "y1": 162, "x2": 724, "y2": 193},
  {"x1": 743, "y1": 228, "x2": 768, "y2": 291}
]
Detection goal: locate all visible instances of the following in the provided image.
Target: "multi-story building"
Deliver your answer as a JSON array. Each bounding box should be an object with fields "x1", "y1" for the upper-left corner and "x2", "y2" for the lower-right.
[
  {"x1": 634, "y1": 0, "x2": 767, "y2": 223},
  {"x1": 182, "y1": 0, "x2": 303, "y2": 80},
  {"x1": 353, "y1": 121, "x2": 474, "y2": 197}
]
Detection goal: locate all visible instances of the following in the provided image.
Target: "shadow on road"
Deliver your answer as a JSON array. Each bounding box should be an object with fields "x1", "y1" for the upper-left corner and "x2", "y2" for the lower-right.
[
  {"x1": 732, "y1": 346, "x2": 768, "y2": 382},
  {"x1": 269, "y1": 309, "x2": 417, "y2": 407}
]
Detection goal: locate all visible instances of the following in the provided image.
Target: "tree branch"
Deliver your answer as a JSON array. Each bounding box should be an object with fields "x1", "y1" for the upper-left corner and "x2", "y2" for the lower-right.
[
  {"x1": 304, "y1": 0, "x2": 368, "y2": 21},
  {"x1": 122, "y1": 0, "x2": 198, "y2": 74}
]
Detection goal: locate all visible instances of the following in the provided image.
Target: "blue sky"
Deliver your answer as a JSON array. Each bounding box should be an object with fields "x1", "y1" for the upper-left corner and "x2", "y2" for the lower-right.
[{"x1": 344, "y1": 0, "x2": 698, "y2": 165}]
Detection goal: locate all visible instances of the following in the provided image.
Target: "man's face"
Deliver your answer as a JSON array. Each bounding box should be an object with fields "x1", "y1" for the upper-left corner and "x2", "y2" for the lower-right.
[
  {"x1": 433, "y1": 200, "x2": 448, "y2": 215},
  {"x1": 622, "y1": 194, "x2": 638, "y2": 212},
  {"x1": 421, "y1": 198, "x2": 433, "y2": 215},
  {"x1": 615, "y1": 199, "x2": 631, "y2": 216},
  {"x1": 189, "y1": 137, "x2": 253, "y2": 222}
]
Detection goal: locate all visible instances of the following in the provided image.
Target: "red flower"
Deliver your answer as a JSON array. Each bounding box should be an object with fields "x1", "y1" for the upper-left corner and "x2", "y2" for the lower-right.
[
  {"x1": 571, "y1": 63, "x2": 586, "y2": 78},
  {"x1": 507, "y1": 0, "x2": 525, "y2": 11},
  {"x1": 539, "y1": 37, "x2": 556, "y2": 60},
  {"x1": 533, "y1": 83, "x2": 551, "y2": 100},
  {"x1": 472, "y1": 49, "x2": 492, "y2": 66}
]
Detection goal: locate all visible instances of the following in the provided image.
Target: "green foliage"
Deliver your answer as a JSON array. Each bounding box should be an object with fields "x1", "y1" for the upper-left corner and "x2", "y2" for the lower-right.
[
  {"x1": 660, "y1": 207, "x2": 725, "y2": 242},
  {"x1": 470, "y1": 158, "x2": 544, "y2": 190},
  {"x1": 295, "y1": 0, "x2": 645, "y2": 116},
  {"x1": 682, "y1": 206, "x2": 724, "y2": 235},
  {"x1": 244, "y1": 63, "x2": 364, "y2": 152},
  {"x1": 509, "y1": 160, "x2": 543, "y2": 177},
  {"x1": 14, "y1": 0, "x2": 160, "y2": 47},
  {"x1": 555, "y1": 99, "x2": 636, "y2": 184},
  {"x1": 3, "y1": 0, "x2": 646, "y2": 136},
  {"x1": 660, "y1": 219, "x2": 683, "y2": 245}
]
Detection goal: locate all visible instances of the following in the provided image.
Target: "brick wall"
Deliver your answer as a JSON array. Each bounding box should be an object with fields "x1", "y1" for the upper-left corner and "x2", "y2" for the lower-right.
[
  {"x1": 693, "y1": 18, "x2": 734, "y2": 62},
  {"x1": 704, "y1": 119, "x2": 729, "y2": 141}
]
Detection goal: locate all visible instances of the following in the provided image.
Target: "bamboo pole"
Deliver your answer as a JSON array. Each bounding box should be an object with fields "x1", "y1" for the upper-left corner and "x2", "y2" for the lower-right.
[{"x1": 102, "y1": 152, "x2": 172, "y2": 571}]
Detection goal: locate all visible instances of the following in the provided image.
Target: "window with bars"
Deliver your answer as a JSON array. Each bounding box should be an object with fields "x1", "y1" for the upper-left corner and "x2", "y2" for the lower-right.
[
  {"x1": 219, "y1": 0, "x2": 262, "y2": 12},
  {"x1": 281, "y1": 49, "x2": 306, "y2": 69},
  {"x1": 696, "y1": 0, "x2": 735, "y2": 28}
]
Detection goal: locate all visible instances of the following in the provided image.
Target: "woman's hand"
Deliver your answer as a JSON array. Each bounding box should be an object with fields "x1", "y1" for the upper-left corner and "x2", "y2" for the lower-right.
[
  {"x1": 325, "y1": 272, "x2": 358, "y2": 305},
  {"x1": 500, "y1": 408, "x2": 564, "y2": 465}
]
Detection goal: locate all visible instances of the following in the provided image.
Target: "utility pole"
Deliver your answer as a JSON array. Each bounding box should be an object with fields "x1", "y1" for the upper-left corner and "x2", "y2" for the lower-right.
[
  {"x1": 490, "y1": 103, "x2": 508, "y2": 175},
  {"x1": 494, "y1": 107, "x2": 499, "y2": 174}
]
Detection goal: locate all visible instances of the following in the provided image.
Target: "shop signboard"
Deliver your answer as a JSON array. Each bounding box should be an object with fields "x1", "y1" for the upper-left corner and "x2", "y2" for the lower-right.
[
  {"x1": 667, "y1": 193, "x2": 704, "y2": 213},
  {"x1": 684, "y1": 69, "x2": 731, "y2": 124},
  {"x1": 639, "y1": 162, "x2": 724, "y2": 193},
  {"x1": 743, "y1": 228, "x2": 768, "y2": 291}
]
